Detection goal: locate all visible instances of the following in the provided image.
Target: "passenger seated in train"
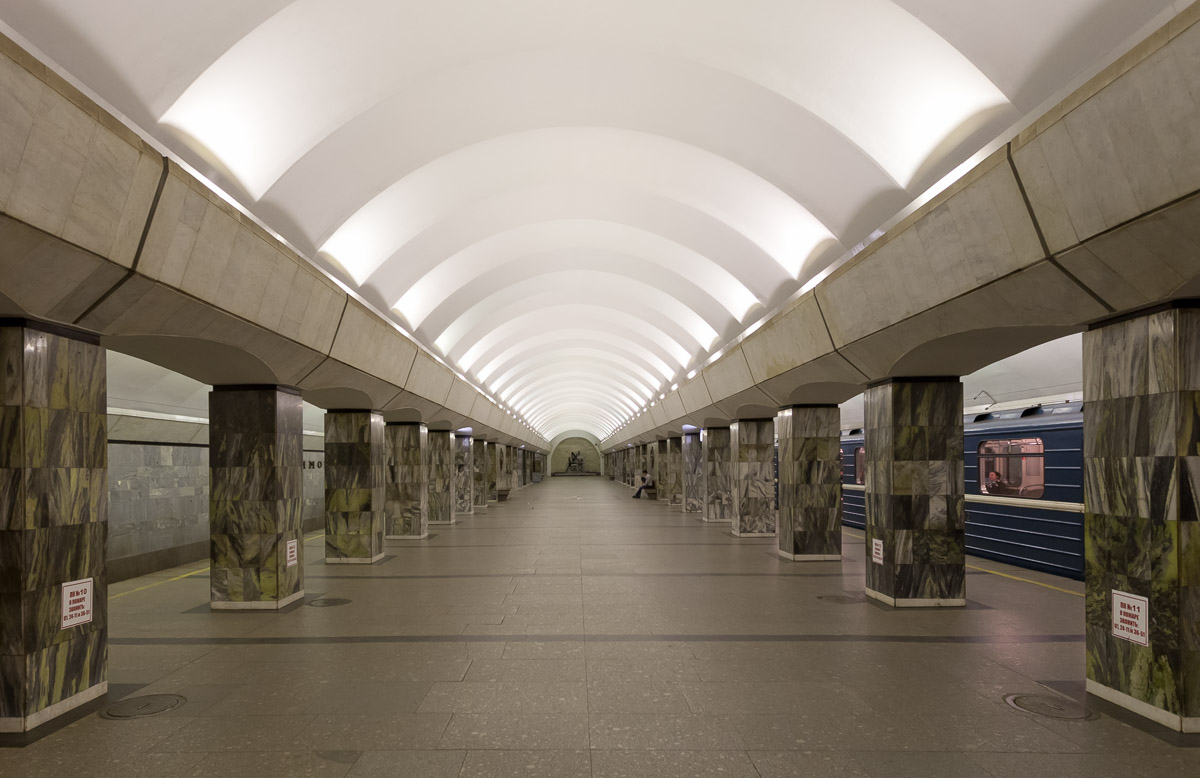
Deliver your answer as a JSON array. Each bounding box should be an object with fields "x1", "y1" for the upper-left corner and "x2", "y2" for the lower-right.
[{"x1": 983, "y1": 470, "x2": 1012, "y2": 496}]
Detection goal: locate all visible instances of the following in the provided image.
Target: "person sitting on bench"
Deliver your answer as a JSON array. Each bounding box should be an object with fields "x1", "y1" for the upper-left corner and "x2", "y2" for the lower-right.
[{"x1": 633, "y1": 470, "x2": 654, "y2": 498}]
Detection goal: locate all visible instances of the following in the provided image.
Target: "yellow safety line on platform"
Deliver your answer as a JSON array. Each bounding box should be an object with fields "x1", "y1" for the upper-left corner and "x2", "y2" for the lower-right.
[
  {"x1": 110, "y1": 532, "x2": 327, "y2": 600},
  {"x1": 841, "y1": 528, "x2": 1083, "y2": 598},
  {"x1": 964, "y1": 564, "x2": 1084, "y2": 597},
  {"x1": 110, "y1": 564, "x2": 208, "y2": 600}
]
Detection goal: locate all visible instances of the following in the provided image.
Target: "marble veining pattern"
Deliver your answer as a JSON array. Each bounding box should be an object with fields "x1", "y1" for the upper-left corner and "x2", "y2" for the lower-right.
[
  {"x1": 384, "y1": 423, "x2": 427, "y2": 538},
  {"x1": 487, "y1": 441, "x2": 499, "y2": 502},
  {"x1": 209, "y1": 386, "x2": 305, "y2": 603},
  {"x1": 454, "y1": 435, "x2": 473, "y2": 515},
  {"x1": 656, "y1": 440, "x2": 669, "y2": 500},
  {"x1": 324, "y1": 410, "x2": 386, "y2": 562},
  {"x1": 1084, "y1": 308, "x2": 1200, "y2": 723},
  {"x1": 666, "y1": 437, "x2": 683, "y2": 506},
  {"x1": 427, "y1": 430, "x2": 454, "y2": 524},
  {"x1": 0, "y1": 326, "x2": 107, "y2": 726},
  {"x1": 682, "y1": 433, "x2": 703, "y2": 513},
  {"x1": 108, "y1": 443, "x2": 207, "y2": 561},
  {"x1": 731, "y1": 420, "x2": 776, "y2": 536},
  {"x1": 473, "y1": 439, "x2": 489, "y2": 509},
  {"x1": 703, "y1": 428, "x2": 732, "y2": 522},
  {"x1": 777, "y1": 406, "x2": 843, "y2": 559},
  {"x1": 863, "y1": 379, "x2": 965, "y2": 606}
]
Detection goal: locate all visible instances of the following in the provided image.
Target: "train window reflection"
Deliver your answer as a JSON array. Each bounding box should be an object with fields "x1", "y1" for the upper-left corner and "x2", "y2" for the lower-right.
[
  {"x1": 854, "y1": 447, "x2": 865, "y2": 485},
  {"x1": 979, "y1": 438, "x2": 1044, "y2": 499}
]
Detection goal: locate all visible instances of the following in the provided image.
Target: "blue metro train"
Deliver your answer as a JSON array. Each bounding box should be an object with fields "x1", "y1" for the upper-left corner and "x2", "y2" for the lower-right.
[{"x1": 839, "y1": 401, "x2": 1085, "y2": 580}]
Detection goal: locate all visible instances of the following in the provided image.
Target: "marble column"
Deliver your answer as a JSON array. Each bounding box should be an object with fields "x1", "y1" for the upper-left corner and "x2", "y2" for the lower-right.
[
  {"x1": 209, "y1": 385, "x2": 304, "y2": 609},
  {"x1": 703, "y1": 427, "x2": 733, "y2": 522},
  {"x1": 384, "y1": 422, "x2": 427, "y2": 539},
  {"x1": 487, "y1": 441, "x2": 499, "y2": 502},
  {"x1": 776, "y1": 406, "x2": 843, "y2": 560},
  {"x1": 682, "y1": 432, "x2": 703, "y2": 513},
  {"x1": 0, "y1": 322, "x2": 107, "y2": 732},
  {"x1": 863, "y1": 378, "x2": 965, "y2": 607},
  {"x1": 494, "y1": 444, "x2": 506, "y2": 498},
  {"x1": 472, "y1": 439, "x2": 489, "y2": 510},
  {"x1": 454, "y1": 434, "x2": 473, "y2": 515},
  {"x1": 324, "y1": 410, "x2": 386, "y2": 564},
  {"x1": 731, "y1": 419, "x2": 776, "y2": 537},
  {"x1": 656, "y1": 440, "x2": 669, "y2": 501},
  {"x1": 428, "y1": 430, "x2": 454, "y2": 525},
  {"x1": 1083, "y1": 306, "x2": 1200, "y2": 732},
  {"x1": 666, "y1": 437, "x2": 683, "y2": 507}
]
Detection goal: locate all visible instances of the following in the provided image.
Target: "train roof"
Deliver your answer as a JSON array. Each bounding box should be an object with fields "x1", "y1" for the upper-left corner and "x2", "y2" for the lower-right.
[{"x1": 839, "y1": 400, "x2": 1083, "y2": 439}]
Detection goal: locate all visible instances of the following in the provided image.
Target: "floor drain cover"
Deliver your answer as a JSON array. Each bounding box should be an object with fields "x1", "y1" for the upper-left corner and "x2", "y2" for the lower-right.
[
  {"x1": 1005, "y1": 694, "x2": 1095, "y2": 720},
  {"x1": 101, "y1": 694, "x2": 185, "y2": 720},
  {"x1": 307, "y1": 597, "x2": 352, "y2": 607}
]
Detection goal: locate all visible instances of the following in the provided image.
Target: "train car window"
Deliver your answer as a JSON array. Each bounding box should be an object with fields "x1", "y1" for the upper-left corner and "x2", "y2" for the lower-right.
[
  {"x1": 854, "y1": 447, "x2": 865, "y2": 485},
  {"x1": 978, "y1": 438, "x2": 1044, "y2": 499}
]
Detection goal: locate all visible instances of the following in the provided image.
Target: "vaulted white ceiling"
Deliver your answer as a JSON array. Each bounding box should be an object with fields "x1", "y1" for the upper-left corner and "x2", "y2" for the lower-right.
[{"x1": 0, "y1": 0, "x2": 1178, "y2": 439}]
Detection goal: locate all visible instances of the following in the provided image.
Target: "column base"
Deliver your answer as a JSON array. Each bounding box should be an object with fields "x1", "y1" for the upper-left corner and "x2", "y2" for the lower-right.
[
  {"x1": 474, "y1": 504, "x2": 489, "y2": 511},
  {"x1": 325, "y1": 553, "x2": 386, "y2": 565},
  {"x1": 864, "y1": 588, "x2": 965, "y2": 608},
  {"x1": 211, "y1": 589, "x2": 305, "y2": 610},
  {"x1": 455, "y1": 510, "x2": 473, "y2": 517},
  {"x1": 386, "y1": 532, "x2": 429, "y2": 540},
  {"x1": 732, "y1": 529, "x2": 775, "y2": 538},
  {"x1": 0, "y1": 681, "x2": 108, "y2": 733},
  {"x1": 430, "y1": 518, "x2": 456, "y2": 525},
  {"x1": 701, "y1": 516, "x2": 731, "y2": 523},
  {"x1": 778, "y1": 550, "x2": 841, "y2": 561},
  {"x1": 1087, "y1": 679, "x2": 1200, "y2": 733}
]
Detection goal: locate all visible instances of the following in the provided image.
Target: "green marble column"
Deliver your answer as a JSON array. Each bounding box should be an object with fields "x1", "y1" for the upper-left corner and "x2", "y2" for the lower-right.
[
  {"x1": 454, "y1": 434, "x2": 473, "y2": 515},
  {"x1": 863, "y1": 378, "x2": 965, "y2": 607},
  {"x1": 324, "y1": 410, "x2": 385, "y2": 564},
  {"x1": 683, "y1": 432, "x2": 703, "y2": 513},
  {"x1": 472, "y1": 439, "x2": 489, "y2": 510},
  {"x1": 495, "y1": 444, "x2": 510, "y2": 500},
  {"x1": 666, "y1": 437, "x2": 683, "y2": 507},
  {"x1": 1084, "y1": 306, "x2": 1200, "y2": 732},
  {"x1": 777, "y1": 405, "x2": 843, "y2": 561},
  {"x1": 730, "y1": 419, "x2": 776, "y2": 537},
  {"x1": 209, "y1": 385, "x2": 304, "y2": 610},
  {"x1": 703, "y1": 427, "x2": 733, "y2": 522},
  {"x1": 0, "y1": 321, "x2": 107, "y2": 732},
  {"x1": 656, "y1": 440, "x2": 669, "y2": 501},
  {"x1": 487, "y1": 442, "x2": 499, "y2": 502},
  {"x1": 384, "y1": 422, "x2": 427, "y2": 539},
  {"x1": 428, "y1": 429, "x2": 454, "y2": 525}
]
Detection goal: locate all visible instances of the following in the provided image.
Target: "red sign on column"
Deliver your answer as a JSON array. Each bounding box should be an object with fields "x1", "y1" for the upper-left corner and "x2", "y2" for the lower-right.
[{"x1": 61, "y1": 578, "x2": 94, "y2": 629}]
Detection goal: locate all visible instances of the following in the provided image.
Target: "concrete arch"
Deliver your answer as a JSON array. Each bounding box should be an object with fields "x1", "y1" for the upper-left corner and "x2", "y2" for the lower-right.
[
  {"x1": 733, "y1": 404, "x2": 778, "y2": 420},
  {"x1": 303, "y1": 387, "x2": 376, "y2": 410},
  {"x1": 103, "y1": 335, "x2": 281, "y2": 386},
  {"x1": 885, "y1": 325, "x2": 1082, "y2": 379},
  {"x1": 383, "y1": 408, "x2": 425, "y2": 423}
]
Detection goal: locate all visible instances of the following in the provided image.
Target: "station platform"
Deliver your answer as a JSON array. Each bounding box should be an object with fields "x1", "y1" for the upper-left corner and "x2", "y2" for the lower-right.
[{"x1": 3, "y1": 478, "x2": 1197, "y2": 777}]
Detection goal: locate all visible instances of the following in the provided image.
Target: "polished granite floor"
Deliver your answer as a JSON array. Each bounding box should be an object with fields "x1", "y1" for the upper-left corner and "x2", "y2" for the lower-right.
[{"x1": 3, "y1": 477, "x2": 1197, "y2": 777}]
